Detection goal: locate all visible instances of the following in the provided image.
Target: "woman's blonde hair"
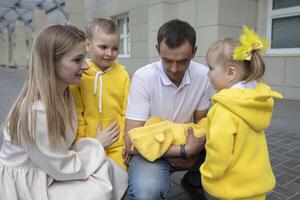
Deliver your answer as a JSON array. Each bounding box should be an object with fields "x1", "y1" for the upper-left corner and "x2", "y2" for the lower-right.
[
  {"x1": 206, "y1": 38, "x2": 265, "y2": 82},
  {"x1": 5, "y1": 24, "x2": 85, "y2": 147}
]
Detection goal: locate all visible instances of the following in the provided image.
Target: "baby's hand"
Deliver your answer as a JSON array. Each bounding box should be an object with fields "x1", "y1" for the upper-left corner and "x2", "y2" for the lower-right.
[{"x1": 96, "y1": 122, "x2": 120, "y2": 148}]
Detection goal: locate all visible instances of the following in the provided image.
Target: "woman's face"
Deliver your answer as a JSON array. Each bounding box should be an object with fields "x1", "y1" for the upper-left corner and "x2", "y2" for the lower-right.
[{"x1": 55, "y1": 42, "x2": 87, "y2": 88}]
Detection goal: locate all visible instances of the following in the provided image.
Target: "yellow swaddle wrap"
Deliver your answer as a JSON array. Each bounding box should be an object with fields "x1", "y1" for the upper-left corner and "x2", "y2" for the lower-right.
[{"x1": 128, "y1": 116, "x2": 207, "y2": 161}]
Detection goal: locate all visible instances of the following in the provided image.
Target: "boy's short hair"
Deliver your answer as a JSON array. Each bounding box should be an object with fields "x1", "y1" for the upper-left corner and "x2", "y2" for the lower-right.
[
  {"x1": 157, "y1": 19, "x2": 196, "y2": 48},
  {"x1": 86, "y1": 18, "x2": 118, "y2": 40}
]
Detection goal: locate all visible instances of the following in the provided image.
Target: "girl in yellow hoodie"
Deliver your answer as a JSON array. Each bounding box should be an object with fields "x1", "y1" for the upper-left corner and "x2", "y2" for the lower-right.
[{"x1": 200, "y1": 26, "x2": 282, "y2": 200}]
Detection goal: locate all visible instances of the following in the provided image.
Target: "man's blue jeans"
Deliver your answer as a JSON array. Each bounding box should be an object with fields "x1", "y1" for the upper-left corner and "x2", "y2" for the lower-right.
[
  {"x1": 127, "y1": 155, "x2": 175, "y2": 200},
  {"x1": 127, "y1": 151, "x2": 206, "y2": 200}
]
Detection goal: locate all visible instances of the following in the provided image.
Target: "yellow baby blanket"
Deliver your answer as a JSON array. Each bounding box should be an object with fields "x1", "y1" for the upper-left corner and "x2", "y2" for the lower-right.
[{"x1": 128, "y1": 116, "x2": 207, "y2": 161}]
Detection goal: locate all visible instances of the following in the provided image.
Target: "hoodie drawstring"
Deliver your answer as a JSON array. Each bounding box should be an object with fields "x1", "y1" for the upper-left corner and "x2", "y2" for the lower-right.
[
  {"x1": 91, "y1": 67, "x2": 104, "y2": 112},
  {"x1": 90, "y1": 66, "x2": 113, "y2": 113}
]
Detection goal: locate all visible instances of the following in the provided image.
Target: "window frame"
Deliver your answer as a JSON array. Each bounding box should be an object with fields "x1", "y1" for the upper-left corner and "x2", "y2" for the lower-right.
[
  {"x1": 267, "y1": 0, "x2": 300, "y2": 55},
  {"x1": 114, "y1": 14, "x2": 130, "y2": 58}
]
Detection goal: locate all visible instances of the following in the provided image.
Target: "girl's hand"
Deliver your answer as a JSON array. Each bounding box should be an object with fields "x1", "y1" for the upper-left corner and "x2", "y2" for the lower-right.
[{"x1": 96, "y1": 122, "x2": 120, "y2": 148}]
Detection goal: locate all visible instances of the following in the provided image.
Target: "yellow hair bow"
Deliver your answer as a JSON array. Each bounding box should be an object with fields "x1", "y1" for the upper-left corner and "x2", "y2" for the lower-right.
[{"x1": 233, "y1": 26, "x2": 268, "y2": 61}]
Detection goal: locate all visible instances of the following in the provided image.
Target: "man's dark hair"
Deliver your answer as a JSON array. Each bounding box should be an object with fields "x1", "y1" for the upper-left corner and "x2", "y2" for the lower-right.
[{"x1": 157, "y1": 19, "x2": 196, "y2": 48}]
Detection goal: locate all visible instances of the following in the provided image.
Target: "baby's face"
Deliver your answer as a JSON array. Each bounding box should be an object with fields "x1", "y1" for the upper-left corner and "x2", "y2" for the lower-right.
[
  {"x1": 86, "y1": 29, "x2": 120, "y2": 69},
  {"x1": 207, "y1": 64, "x2": 229, "y2": 91}
]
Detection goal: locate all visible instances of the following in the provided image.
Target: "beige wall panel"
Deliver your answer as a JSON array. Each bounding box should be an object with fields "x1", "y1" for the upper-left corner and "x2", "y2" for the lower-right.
[
  {"x1": 131, "y1": 41, "x2": 148, "y2": 58},
  {"x1": 269, "y1": 86, "x2": 284, "y2": 95},
  {"x1": 218, "y1": 0, "x2": 256, "y2": 27},
  {"x1": 256, "y1": 0, "x2": 268, "y2": 36},
  {"x1": 148, "y1": 31, "x2": 159, "y2": 59},
  {"x1": 0, "y1": 37, "x2": 4, "y2": 65},
  {"x1": 236, "y1": 0, "x2": 257, "y2": 28},
  {"x1": 217, "y1": 26, "x2": 242, "y2": 39},
  {"x1": 117, "y1": 58, "x2": 149, "y2": 75},
  {"x1": 175, "y1": 0, "x2": 197, "y2": 27},
  {"x1": 218, "y1": 0, "x2": 239, "y2": 26},
  {"x1": 196, "y1": 26, "x2": 218, "y2": 57},
  {"x1": 68, "y1": 14, "x2": 85, "y2": 31},
  {"x1": 130, "y1": 6, "x2": 148, "y2": 25},
  {"x1": 285, "y1": 87, "x2": 300, "y2": 100},
  {"x1": 194, "y1": 56, "x2": 207, "y2": 66},
  {"x1": 47, "y1": 9, "x2": 66, "y2": 25},
  {"x1": 85, "y1": 0, "x2": 101, "y2": 10},
  {"x1": 263, "y1": 57, "x2": 285, "y2": 85},
  {"x1": 148, "y1": 3, "x2": 174, "y2": 31},
  {"x1": 286, "y1": 57, "x2": 300, "y2": 87},
  {"x1": 130, "y1": 24, "x2": 148, "y2": 42},
  {"x1": 197, "y1": 0, "x2": 219, "y2": 27}
]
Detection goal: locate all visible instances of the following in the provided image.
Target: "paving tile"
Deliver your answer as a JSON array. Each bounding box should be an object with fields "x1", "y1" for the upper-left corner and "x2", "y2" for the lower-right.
[
  {"x1": 285, "y1": 182, "x2": 300, "y2": 193},
  {"x1": 267, "y1": 192, "x2": 288, "y2": 200},
  {"x1": 281, "y1": 159, "x2": 300, "y2": 169},
  {"x1": 289, "y1": 194, "x2": 300, "y2": 200},
  {"x1": 276, "y1": 173, "x2": 296, "y2": 186},
  {"x1": 276, "y1": 166, "x2": 300, "y2": 177},
  {"x1": 273, "y1": 185, "x2": 297, "y2": 198},
  {"x1": 290, "y1": 148, "x2": 300, "y2": 156},
  {"x1": 294, "y1": 166, "x2": 300, "y2": 172},
  {"x1": 283, "y1": 153, "x2": 300, "y2": 162},
  {"x1": 295, "y1": 178, "x2": 300, "y2": 184}
]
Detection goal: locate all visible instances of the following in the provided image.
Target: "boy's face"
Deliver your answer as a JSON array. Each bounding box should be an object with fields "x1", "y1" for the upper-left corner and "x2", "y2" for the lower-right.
[{"x1": 86, "y1": 29, "x2": 120, "y2": 69}]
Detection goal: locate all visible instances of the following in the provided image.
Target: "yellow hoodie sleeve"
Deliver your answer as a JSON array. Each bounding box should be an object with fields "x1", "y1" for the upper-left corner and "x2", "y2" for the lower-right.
[
  {"x1": 69, "y1": 84, "x2": 87, "y2": 139},
  {"x1": 200, "y1": 105, "x2": 237, "y2": 179},
  {"x1": 122, "y1": 74, "x2": 130, "y2": 117}
]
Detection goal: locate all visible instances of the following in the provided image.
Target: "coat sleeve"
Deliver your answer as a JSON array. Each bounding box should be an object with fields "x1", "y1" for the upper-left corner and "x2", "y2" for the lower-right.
[
  {"x1": 26, "y1": 109, "x2": 108, "y2": 181},
  {"x1": 69, "y1": 85, "x2": 86, "y2": 139},
  {"x1": 200, "y1": 105, "x2": 237, "y2": 179}
]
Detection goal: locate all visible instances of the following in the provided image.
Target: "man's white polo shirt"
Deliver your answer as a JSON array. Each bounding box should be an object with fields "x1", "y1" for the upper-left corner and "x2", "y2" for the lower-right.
[{"x1": 126, "y1": 60, "x2": 210, "y2": 123}]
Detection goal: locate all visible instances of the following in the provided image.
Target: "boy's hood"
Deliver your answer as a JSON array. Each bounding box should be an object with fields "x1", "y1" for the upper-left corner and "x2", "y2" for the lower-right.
[
  {"x1": 84, "y1": 59, "x2": 124, "y2": 76},
  {"x1": 212, "y1": 83, "x2": 283, "y2": 132}
]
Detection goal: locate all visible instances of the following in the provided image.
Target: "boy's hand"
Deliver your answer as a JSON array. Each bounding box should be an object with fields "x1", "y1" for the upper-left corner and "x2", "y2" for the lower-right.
[{"x1": 96, "y1": 122, "x2": 120, "y2": 148}]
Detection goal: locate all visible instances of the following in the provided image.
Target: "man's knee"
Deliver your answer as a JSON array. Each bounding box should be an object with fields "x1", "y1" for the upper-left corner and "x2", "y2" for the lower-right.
[{"x1": 128, "y1": 180, "x2": 166, "y2": 200}]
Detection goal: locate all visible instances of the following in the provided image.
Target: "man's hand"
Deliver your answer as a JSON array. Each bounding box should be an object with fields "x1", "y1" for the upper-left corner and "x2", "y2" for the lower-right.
[
  {"x1": 166, "y1": 156, "x2": 198, "y2": 169},
  {"x1": 185, "y1": 128, "x2": 206, "y2": 158},
  {"x1": 123, "y1": 119, "x2": 146, "y2": 165},
  {"x1": 96, "y1": 122, "x2": 120, "y2": 148}
]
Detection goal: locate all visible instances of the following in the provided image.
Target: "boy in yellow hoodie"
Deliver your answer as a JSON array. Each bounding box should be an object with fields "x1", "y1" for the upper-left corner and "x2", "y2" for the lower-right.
[
  {"x1": 200, "y1": 26, "x2": 282, "y2": 200},
  {"x1": 70, "y1": 18, "x2": 130, "y2": 173}
]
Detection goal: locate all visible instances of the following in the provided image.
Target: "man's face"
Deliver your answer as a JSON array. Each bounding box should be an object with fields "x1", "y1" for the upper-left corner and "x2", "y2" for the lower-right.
[{"x1": 157, "y1": 40, "x2": 196, "y2": 86}]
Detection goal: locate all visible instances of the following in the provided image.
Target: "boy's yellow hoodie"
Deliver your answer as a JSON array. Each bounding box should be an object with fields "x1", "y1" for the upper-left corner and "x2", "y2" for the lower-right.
[
  {"x1": 70, "y1": 59, "x2": 130, "y2": 170},
  {"x1": 200, "y1": 83, "x2": 282, "y2": 200}
]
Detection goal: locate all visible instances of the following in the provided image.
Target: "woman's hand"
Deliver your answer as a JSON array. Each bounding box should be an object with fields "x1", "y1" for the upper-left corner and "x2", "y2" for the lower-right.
[{"x1": 96, "y1": 122, "x2": 120, "y2": 148}]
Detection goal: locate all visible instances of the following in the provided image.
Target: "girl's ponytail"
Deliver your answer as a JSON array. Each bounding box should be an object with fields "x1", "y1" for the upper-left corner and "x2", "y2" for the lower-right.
[{"x1": 244, "y1": 50, "x2": 265, "y2": 82}]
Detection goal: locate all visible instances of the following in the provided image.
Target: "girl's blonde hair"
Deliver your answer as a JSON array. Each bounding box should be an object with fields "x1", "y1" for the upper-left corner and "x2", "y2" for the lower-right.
[
  {"x1": 206, "y1": 38, "x2": 265, "y2": 82},
  {"x1": 5, "y1": 24, "x2": 85, "y2": 147}
]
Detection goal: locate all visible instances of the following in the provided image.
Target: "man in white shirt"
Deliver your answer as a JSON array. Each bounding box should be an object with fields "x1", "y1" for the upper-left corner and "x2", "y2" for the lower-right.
[{"x1": 123, "y1": 19, "x2": 211, "y2": 200}]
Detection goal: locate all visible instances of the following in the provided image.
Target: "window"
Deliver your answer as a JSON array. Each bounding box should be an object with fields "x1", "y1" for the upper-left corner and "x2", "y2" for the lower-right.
[
  {"x1": 267, "y1": 0, "x2": 300, "y2": 54},
  {"x1": 115, "y1": 14, "x2": 130, "y2": 57}
]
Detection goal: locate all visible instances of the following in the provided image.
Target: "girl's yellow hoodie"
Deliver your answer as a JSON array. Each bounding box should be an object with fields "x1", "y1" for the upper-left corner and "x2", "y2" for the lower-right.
[
  {"x1": 200, "y1": 83, "x2": 282, "y2": 200},
  {"x1": 70, "y1": 59, "x2": 130, "y2": 170}
]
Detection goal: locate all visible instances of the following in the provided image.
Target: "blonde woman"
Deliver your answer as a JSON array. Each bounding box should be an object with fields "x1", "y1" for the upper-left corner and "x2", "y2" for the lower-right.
[{"x1": 0, "y1": 25, "x2": 126, "y2": 200}]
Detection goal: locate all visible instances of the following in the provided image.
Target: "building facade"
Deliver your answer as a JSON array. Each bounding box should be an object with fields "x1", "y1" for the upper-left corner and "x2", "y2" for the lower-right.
[{"x1": 1, "y1": 0, "x2": 300, "y2": 100}]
